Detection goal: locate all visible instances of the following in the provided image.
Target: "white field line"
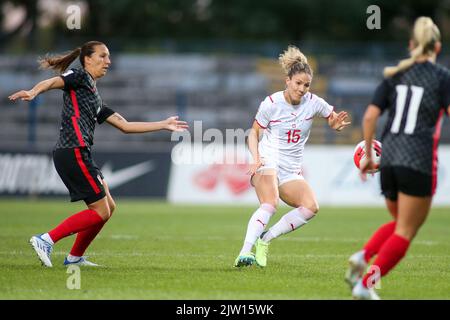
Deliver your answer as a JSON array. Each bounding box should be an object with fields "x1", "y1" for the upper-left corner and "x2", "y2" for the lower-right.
[
  {"x1": 1, "y1": 250, "x2": 449, "y2": 259},
  {"x1": 100, "y1": 235, "x2": 443, "y2": 246},
  {"x1": 105, "y1": 234, "x2": 139, "y2": 240},
  {"x1": 3, "y1": 234, "x2": 443, "y2": 245}
]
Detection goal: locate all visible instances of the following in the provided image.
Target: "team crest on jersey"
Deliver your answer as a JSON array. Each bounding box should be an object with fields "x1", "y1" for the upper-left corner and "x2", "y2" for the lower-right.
[{"x1": 62, "y1": 70, "x2": 74, "y2": 77}]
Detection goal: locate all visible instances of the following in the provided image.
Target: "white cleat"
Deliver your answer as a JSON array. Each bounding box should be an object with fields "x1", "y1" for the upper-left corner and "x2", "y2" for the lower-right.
[
  {"x1": 64, "y1": 256, "x2": 101, "y2": 267},
  {"x1": 352, "y1": 279, "x2": 380, "y2": 300},
  {"x1": 29, "y1": 235, "x2": 53, "y2": 267},
  {"x1": 345, "y1": 250, "x2": 367, "y2": 289}
]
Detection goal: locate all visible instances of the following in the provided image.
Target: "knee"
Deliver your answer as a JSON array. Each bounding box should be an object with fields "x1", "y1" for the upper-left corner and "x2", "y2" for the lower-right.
[
  {"x1": 109, "y1": 201, "x2": 116, "y2": 215},
  {"x1": 395, "y1": 227, "x2": 418, "y2": 241},
  {"x1": 295, "y1": 202, "x2": 319, "y2": 215},
  {"x1": 298, "y1": 203, "x2": 319, "y2": 218},
  {"x1": 88, "y1": 197, "x2": 113, "y2": 221},
  {"x1": 309, "y1": 203, "x2": 319, "y2": 214},
  {"x1": 94, "y1": 204, "x2": 113, "y2": 221},
  {"x1": 96, "y1": 209, "x2": 111, "y2": 221},
  {"x1": 261, "y1": 201, "x2": 278, "y2": 212}
]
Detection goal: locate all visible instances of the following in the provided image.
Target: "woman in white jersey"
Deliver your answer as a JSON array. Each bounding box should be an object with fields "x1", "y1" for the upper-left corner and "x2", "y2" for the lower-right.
[{"x1": 234, "y1": 45, "x2": 350, "y2": 268}]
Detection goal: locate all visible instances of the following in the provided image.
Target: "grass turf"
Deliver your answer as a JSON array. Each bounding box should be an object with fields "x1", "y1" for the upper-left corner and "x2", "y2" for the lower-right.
[{"x1": 0, "y1": 199, "x2": 449, "y2": 299}]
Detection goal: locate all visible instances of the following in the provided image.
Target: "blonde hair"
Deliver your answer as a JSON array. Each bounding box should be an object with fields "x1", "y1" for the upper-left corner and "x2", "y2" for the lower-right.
[
  {"x1": 279, "y1": 45, "x2": 313, "y2": 78},
  {"x1": 384, "y1": 17, "x2": 441, "y2": 78}
]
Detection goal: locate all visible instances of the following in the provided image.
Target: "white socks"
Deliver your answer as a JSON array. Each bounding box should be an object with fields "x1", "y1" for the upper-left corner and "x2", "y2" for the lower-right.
[
  {"x1": 262, "y1": 206, "x2": 315, "y2": 242},
  {"x1": 239, "y1": 203, "x2": 276, "y2": 255}
]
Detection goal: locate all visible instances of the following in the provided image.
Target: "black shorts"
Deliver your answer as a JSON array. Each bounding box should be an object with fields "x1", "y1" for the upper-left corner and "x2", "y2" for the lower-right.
[
  {"x1": 53, "y1": 147, "x2": 106, "y2": 204},
  {"x1": 380, "y1": 166, "x2": 433, "y2": 201}
]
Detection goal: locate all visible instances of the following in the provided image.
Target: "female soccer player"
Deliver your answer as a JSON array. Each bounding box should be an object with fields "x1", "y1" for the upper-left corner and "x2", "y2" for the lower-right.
[
  {"x1": 8, "y1": 41, "x2": 188, "y2": 267},
  {"x1": 234, "y1": 45, "x2": 350, "y2": 268},
  {"x1": 346, "y1": 17, "x2": 450, "y2": 300}
]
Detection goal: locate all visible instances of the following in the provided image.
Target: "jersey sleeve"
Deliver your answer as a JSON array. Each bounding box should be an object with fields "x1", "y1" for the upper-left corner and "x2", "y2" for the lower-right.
[
  {"x1": 254, "y1": 97, "x2": 273, "y2": 128},
  {"x1": 97, "y1": 104, "x2": 116, "y2": 124},
  {"x1": 60, "y1": 68, "x2": 84, "y2": 91},
  {"x1": 314, "y1": 96, "x2": 334, "y2": 118},
  {"x1": 440, "y1": 72, "x2": 450, "y2": 114},
  {"x1": 371, "y1": 79, "x2": 390, "y2": 111}
]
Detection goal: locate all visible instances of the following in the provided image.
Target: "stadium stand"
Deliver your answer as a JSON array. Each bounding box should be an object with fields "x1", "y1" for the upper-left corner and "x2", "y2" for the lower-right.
[{"x1": 1, "y1": 54, "x2": 449, "y2": 151}]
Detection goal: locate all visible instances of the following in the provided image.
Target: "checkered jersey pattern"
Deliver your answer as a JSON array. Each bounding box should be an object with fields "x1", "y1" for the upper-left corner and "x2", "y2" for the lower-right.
[
  {"x1": 55, "y1": 68, "x2": 114, "y2": 150},
  {"x1": 371, "y1": 62, "x2": 450, "y2": 175}
]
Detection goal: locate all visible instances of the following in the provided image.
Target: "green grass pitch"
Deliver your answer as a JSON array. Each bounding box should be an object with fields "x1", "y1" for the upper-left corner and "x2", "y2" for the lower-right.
[{"x1": 0, "y1": 199, "x2": 449, "y2": 299}]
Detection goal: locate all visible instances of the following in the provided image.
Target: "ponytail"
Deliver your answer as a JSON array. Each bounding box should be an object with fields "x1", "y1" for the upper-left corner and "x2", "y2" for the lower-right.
[
  {"x1": 38, "y1": 47, "x2": 81, "y2": 73},
  {"x1": 38, "y1": 41, "x2": 105, "y2": 74},
  {"x1": 279, "y1": 45, "x2": 313, "y2": 78},
  {"x1": 384, "y1": 17, "x2": 441, "y2": 78}
]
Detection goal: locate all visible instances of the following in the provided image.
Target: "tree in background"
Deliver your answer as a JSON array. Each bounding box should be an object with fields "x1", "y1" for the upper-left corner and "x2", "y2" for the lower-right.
[
  {"x1": 0, "y1": 0, "x2": 38, "y2": 50},
  {"x1": 1, "y1": 0, "x2": 449, "y2": 52}
]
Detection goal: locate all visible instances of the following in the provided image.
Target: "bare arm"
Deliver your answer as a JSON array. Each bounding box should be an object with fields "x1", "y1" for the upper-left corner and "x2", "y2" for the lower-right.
[
  {"x1": 8, "y1": 76, "x2": 65, "y2": 101},
  {"x1": 361, "y1": 104, "x2": 381, "y2": 174},
  {"x1": 328, "y1": 110, "x2": 351, "y2": 131},
  {"x1": 447, "y1": 105, "x2": 450, "y2": 116},
  {"x1": 106, "y1": 112, "x2": 188, "y2": 134},
  {"x1": 247, "y1": 120, "x2": 264, "y2": 175}
]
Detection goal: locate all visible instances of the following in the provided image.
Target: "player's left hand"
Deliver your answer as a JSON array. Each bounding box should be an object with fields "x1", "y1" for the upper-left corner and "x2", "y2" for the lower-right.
[
  {"x1": 164, "y1": 116, "x2": 189, "y2": 132},
  {"x1": 329, "y1": 111, "x2": 351, "y2": 131}
]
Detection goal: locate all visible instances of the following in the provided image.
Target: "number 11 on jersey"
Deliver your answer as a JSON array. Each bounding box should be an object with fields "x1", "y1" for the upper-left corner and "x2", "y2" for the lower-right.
[{"x1": 391, "y1": 85, "x2": 424, "y2": 134}]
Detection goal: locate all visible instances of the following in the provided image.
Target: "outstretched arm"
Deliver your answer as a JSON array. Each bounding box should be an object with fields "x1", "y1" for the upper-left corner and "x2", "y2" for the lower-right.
[
  {"x1": 8, "y1": 76, "x2": 64, "y2": 101},
  {"x1": 106, "y1": 112, "x2": 188, "y2": 133},
  {"x1": 327, "y1": 110, "x2": 351, "y2": 131}
]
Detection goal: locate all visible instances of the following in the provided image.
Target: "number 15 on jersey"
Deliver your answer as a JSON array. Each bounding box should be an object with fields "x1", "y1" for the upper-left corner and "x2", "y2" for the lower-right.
[{"x1": 287, "y1": 129, "x2": 301, "y2": 143}]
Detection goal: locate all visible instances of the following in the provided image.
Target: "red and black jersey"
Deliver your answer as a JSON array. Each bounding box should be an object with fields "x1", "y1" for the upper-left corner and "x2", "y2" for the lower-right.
[
  {"x1": 55, "y1": 68, "x2": 115, "y2": 150},
  {"x1": 371, "y1": 61, "x2": 450, "y2": 176}
]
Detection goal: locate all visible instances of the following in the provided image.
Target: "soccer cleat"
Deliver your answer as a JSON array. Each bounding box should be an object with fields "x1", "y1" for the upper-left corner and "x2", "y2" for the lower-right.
[
  {"x1": 63, "y1": 256, "x2": 100, "y2": 267},
  {"x1": 255, "y1": 238, "x2": 269, "y2": 267},
  {"x1": 29, "y1": 235, "x2": 53, "y2": 267},
  {"x1": 260, "y1": 231, "x2": 268, "y2": 241},
  {"x1": 233, "y1": 252, "x2": 256, "y2": 267},
  {"x1": 345, "y1": 250, "x2": 367, "y2": 289},
  {"x1": 352, "y1": 279, "x2": 381, "y2": 300}
]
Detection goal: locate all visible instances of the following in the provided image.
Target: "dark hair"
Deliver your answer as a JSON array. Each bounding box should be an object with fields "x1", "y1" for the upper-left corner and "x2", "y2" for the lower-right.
[{"x1": 38, "y1": 41, "x2": 105, "y2": 73}]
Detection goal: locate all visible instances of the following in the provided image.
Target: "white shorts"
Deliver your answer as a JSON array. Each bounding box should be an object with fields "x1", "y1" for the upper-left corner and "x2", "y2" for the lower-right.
[{"x1": 253, "y1": 161, "x2": 304, "y2": 187}]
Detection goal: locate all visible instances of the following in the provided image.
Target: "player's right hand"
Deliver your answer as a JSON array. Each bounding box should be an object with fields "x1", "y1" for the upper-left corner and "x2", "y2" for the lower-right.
[
  {"x1": 359, "y1": 158, "x2": 376, "y2": 181},
  {"x1": 8, "y1": 90, "x2": 36, "y2": 102},
  {"x1": 247, "y1": 158, "x2": 264, "y2": 175}
]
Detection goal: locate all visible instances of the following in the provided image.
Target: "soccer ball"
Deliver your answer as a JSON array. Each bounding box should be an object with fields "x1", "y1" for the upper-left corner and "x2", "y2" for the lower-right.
[{"x1": 353, "y1": 140, "x2": 382, "y2": 173}]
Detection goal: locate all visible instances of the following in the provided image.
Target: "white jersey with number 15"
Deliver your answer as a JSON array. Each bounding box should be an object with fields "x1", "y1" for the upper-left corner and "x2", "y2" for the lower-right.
[{"x1": 255, "y1": 91, "x2": 333, "y2": 172}]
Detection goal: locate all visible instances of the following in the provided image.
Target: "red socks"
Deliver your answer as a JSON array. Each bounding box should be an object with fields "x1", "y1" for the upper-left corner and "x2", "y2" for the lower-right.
[
  {"x1": 48, "y1": 209, "x2": 104, "y2": 243},
  {"x1": 69, "y1": 211, "x2": 113, "y2": 257},
  {"x1": 362, "y1": 233, "x2": 410, "y2": 288},
  {"x1": 363, "y1": 221, "x2": 396, "y2": 262}
]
